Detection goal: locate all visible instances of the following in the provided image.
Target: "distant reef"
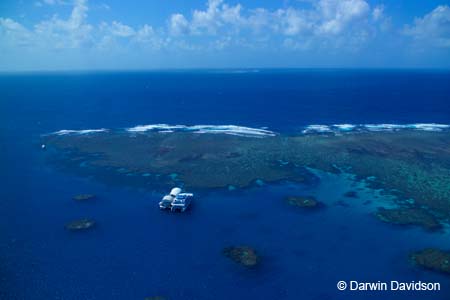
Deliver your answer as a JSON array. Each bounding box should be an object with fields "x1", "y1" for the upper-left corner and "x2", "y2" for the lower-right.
[{"x1": 43, "y1": 129, "x2": 450, "y2": 230}]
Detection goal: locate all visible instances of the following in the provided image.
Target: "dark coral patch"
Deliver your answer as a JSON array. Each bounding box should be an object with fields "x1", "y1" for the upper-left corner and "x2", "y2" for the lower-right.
[
  {"x1": 285, "y1": 196, "x2": 323, "y2": 209},
  {"x1": 223, "y1": 246, "x2": 259, "y2": 267},
  {"x1": 410, "y1": 248, "x2": 450, "y2": 275},
  {"x1": 72, "y1": 194, "x2": 96, "y2": 201},
  {"x1": 65, "y1": 219, "x2": 96, "y2": 231},
  {"x1": 375, "y1": 207, "x2": 441, "y2": 231}
]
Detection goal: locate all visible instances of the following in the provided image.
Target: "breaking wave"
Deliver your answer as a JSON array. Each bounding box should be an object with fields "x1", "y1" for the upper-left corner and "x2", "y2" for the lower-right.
[
  {"x1": 51, "y1": 128, "x2": 109, "y2": 135},
  {"x1": 302, "y1": 123, "x2": 450, "y2": 134},
  {"x1": 126, "y1": 124, "x2": 277, "y2": 137},
  {"x1": 48, "y1": 123, "x2": 450, "y2": 138}
]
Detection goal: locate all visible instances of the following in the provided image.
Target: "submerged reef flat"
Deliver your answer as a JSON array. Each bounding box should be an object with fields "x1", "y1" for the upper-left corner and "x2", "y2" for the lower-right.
[
  {"x1": 223, "y1": 246, "x2": 259, "y2": 267},
  {"x1": 43, "y1": 130, "x2": 450, "y2": 229},
  {"x1": 43, "y1": 132, "x2": 316, "y2": 188},
  {"x1": 343, "y1": 191, "x2": 359, "y2": 198},
  {"x1": 410, "y1": 248, "x2": 450, "y2": 275}
]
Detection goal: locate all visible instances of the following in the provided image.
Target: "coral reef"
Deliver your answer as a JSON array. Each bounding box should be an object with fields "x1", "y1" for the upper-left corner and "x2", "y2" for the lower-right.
[
  {"x1": 343, "y1": 191, "x2": 358, "y2": 198},
  {"x1": 65, "y1": 219, "x2": 96, "y2": 231},
  {"x1": 43, "y1": 130, "x2": 450, "y2": 230},
  {"x1": 375, "y1": 207, "x2": 441, "y2": 231},
  {"x1": 410, "y1": 248, "x2": 450, "y2": 275},
  {"x1": 73, "y1": 194, "x2": 96, "y2": 201},
  {"x1": 285, "y1": 196, "x2": 322, "y2": 209},
  {"x1": 223, "y1": 246, "x2": 259, "y2": 267}
]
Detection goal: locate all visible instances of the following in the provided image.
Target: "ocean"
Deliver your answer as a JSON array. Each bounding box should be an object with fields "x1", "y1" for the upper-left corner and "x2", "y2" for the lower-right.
[{"x1": 1, "y1": 69, "x2": 450, "y2": 300}]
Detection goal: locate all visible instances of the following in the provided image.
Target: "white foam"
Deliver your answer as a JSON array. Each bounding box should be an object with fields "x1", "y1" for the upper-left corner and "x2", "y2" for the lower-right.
[
  {"x1": 363, "y1": 124, "x2": 407, "y2": 131},
  {"x1": 409, "y1": 123, "x2": 450, "y2": 132},
  {"x1": 302, "y1": 125, "x2": 333, "y2": 134},
  {"x1": 49, "y1": 123, "x2": 450, "y2": 138},
  {"x1": 363, "y1": 123, "x2": 450, "y2": 132},
  {"x1": 300, "y1": 123, "x2": 450, "y2": 135},
  {"x1": 126, "y1": 124, "x2": 276, "y2": 137},
  {"x1": 52, "y1": 128, "x2": 108, "y2": 135},
  {"x1": 127, "y1": 124, "x2": 187, "y2": 132},
  {"x1": 190, "y1": 125, "x2": 276, "y2": 137},
  {"x1": 332, "y1": 124, "x2": 356, "y2": 131}
]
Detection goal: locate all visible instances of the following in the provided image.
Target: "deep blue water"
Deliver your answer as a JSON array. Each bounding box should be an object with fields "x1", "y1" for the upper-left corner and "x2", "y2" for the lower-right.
[{"x1": 1, "y1": 70, "x2": 450, "y2": 300}]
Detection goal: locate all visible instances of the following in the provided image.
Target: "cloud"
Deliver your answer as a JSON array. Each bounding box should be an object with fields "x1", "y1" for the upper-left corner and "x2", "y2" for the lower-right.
[
  {"x1": 135, "y1": 24, "x2": 156, "y2": 43},
  {"x1": 32, "y1": 0, "x2": 93, "y2": 48},
  {"x1": 35, "y1": 0, "x2": 69, "y2": 7},
  {"x1": 1, "y1": 0, "x2": 162, "y2": 52},
  {"x1": 0, "y1": 18, "x2": 27, "y2": 32},
  {"x1": 1, "y1": 0, "x2": 386, "y2": 54},
  {"x1": 43, "y1": 0, "x2": 62, "y2": 4},
  {"x1": 274, "y1": 8, "x2": 313, "y2": 36},
  {"x1": 4, "y1": 0, "x2": 448, "y2": 70},
  {"x1": 168, "y1": 0, "x2": 244, "y2": 35},
  {"x1": 169, "y1": 14, "x2": 189, "y2": 36},
  {"x1": 0, "y1": 18, "x2": 32, "y2": 47},
  {"x1": 164, "y1": 0, "x2": 381, "y2": 52},
  {"x1": 372, "y1": 5, "x2": 384, "y2": 21},
  {"x1": 97, "y1": 22, "x2": 163, "y2": 50},
  {"x1": 4, "y1": 0, "x2": 450, "y2": 68},
  {"x1": 315, "y1": 0, "x2": 370, "y2": 35},
  {"x1": 108, "y1": 21, "x2": 135, "y2": 37},
  {"x1": 190, "y1": 0, "x2": 224, "y2": 34},
  {"x1": 404, "y1": 5, "x2": 450, "y2": 48}
]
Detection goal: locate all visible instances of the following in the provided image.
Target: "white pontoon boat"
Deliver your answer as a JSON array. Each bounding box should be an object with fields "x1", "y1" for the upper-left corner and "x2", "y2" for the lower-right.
[{"x1": 159, "y1": 187, "x2": 193, "y2": 212}]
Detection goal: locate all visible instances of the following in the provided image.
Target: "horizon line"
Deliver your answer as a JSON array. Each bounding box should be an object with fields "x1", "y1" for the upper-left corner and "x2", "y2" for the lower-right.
[{"x1": 1, "y1": 66, "x2": 450, "y2": 75}]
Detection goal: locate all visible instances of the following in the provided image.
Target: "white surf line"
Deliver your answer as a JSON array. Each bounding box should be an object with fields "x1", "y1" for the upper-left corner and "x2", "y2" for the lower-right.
[
  {"x1": 47, "y1": 123, "x2": 450, "y2": 137},
  {"x1": 301, "y1": 123, "x2": 450, "y2": 134},
  {"x1": 51, "y1": 128, "x2": 109, "y2": 135},
  {"x1": 125, "y1": 124, "x2": 277, "y2": 137}
]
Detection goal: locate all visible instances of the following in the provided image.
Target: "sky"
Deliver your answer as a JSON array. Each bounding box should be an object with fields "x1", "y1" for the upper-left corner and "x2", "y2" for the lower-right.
[{"x1": 0, "y1": 0, "x2": 450, "y2": 71}]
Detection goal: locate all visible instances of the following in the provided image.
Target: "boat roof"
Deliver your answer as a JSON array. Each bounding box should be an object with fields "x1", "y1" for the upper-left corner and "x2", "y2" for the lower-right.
[
  {"x1": 170, "y1": 187, "x2": 182, "y2": 195},
  {"x1": 175, "y1": 193, "x2": 193, "y2": 199}
]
